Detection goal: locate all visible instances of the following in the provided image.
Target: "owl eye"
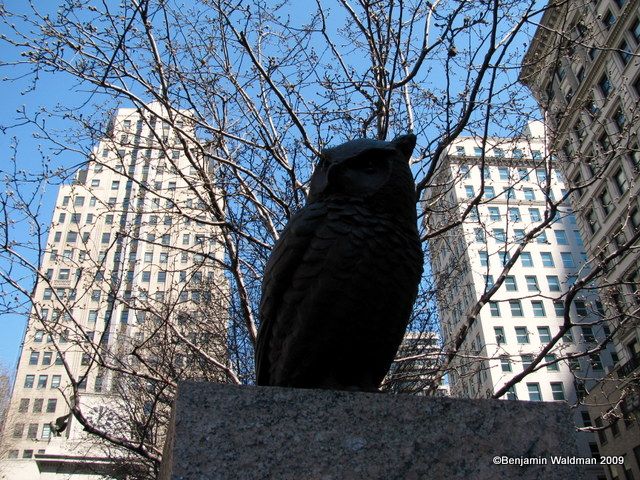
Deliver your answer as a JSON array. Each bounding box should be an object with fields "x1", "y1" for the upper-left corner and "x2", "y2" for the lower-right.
[{"x1": 349, "y1": 155, "x2": 380, "y2": 173}]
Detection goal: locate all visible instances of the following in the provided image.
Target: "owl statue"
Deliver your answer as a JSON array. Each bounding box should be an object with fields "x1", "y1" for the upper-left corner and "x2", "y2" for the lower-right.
[{"x1": 256, "y1": 134, "x2": 423, "y2": 391}]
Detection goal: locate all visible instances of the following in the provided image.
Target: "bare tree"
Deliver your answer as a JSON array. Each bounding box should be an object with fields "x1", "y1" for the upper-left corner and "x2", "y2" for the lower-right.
[{"x1": 0, "y1": 0, "x2": 638, "y2": 476}]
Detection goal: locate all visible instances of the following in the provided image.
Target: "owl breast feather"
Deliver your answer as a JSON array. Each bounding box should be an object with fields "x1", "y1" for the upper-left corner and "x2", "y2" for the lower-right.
[{"x1": 257, "y1": 199, "x2": 423, "y2": 390}]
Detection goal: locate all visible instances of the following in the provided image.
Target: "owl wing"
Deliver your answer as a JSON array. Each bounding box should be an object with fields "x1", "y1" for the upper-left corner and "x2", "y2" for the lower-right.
[{"x1": 255, "y1": 202, "x2": 328, "y2": 385}]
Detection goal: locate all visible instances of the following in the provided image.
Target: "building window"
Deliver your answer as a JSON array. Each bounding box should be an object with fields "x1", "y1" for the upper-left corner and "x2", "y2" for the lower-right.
[
  {"x1": 42, "y1": 351, "x2": 52, "y2": 365},
  {"x1": 66, "y1": 231, "x2": 77, "y2": 243},
  {"x1": 465, "y1": 185, "x2": 474, "y2": 198},
  {"x1": 538, "y1": 326, "x2": 551, "y2": 343},
  {"x1": 539, "y1": 252, "x2": 554, "y2": 267},
  {"x1": 506, "y1": 386, "x2": 518, "y2": 400},
  {"x1": 157, "y1": 271, "x2": 167, "y2": 283},
  {"x1": 521, "y1": 354, "x2": 533, "y2": 369},
  {"x1": 618, "y1": 39, "x2": 632, "y2": 66},
  {"x1": 525, "y1": 275, "x2": 539, "y2": 291},
  {"x1": 479, "y1": 250, "x2": 488, "y2": 267},
  {"x1": 523, "y1": 188, "x2": 535, "y2": 201},
  {"x1": 536, "y1": 231, "x2": 548, "y2": 244},
  {"x1": 520, "y1": 252, "x2": 533, "y2": 267},
  {"x1": 37, "y1": 375, "x2": 48, "y2": 389},
  {"x1": 527, "y1": 383, "x2": 542, "y2": 401},
  {"x1": 558, "y1": 252, "x2": 574, "y2": 269},
  {"x1": 505, "y1": 276, "x2": 517, "y2": 291},
  {"x1": 24, "y1": 374, "x2": 35, "y2": 388},
  {"x1": 508, "y1": 207, "x2": 521, "y2": 222},
  {"x1": 484, "y1": 186, "x2": 495, "y2": 199},
  {"x1": 51, "y1": 375, "x2": 61, "y2": 389},
  {"x1": 598, "y1": 189, "x2": 613, "y2": 217},
  {"x1": 494, "y1": 327, "x2": 506, "y2": 345},
  {"x1": 613, "y1": 168, "x2": 628, "y2": 195},
  {"x1": 498, "y1": 166, "x2": 508, "y2": 179},
  {"x1": 485, "y1": 275, "x2": 494, "y2": 289},
  {"x1": 594, "y1": 417, "x2": 607, "y2": 445},
  {"x1": 32, "y1": 399, "x2": 43, "y2": 413},
  {"x1": 581, "y1": 326, "x2": 596, "y2": 343},
  {"x1": 515, "y1": 327, "x2": 529, "y2": 343},
  {"x1": 500, "y1": 356, "x2": 512, "y2": 372},
  {"x1": 554, "y1": 230, "x2": 568, "y2": 245},
  {"x1": 613, "y1": 107, "x2": 626, "y2": 132},
  {"x1": 474, "y1": 228, "x2": 485, "y2": 243},
  {"x1": 27, "y1": 423, "x2": 38, "y2": 440},
  {"x1": 585, "y1": 208, "x2": 599, "y2": 234},
  {"x1": 545, "y1": 355, "x2": 559, "y2": 371},
  {"x1": 547, "y1": 275, "x2": 560, "y2": 292},
  {"x1": 509, "y1": 300, "x2": 524, "y2": 317},
  {"x1": 456, "y1": 146, "x2": 466, "y2": 156},
  {"x1": 550, "y1": 382, "x2": 565, "y2": 400},
  {"x1": 18, "y1": 398, "x2": 29, "y2": 413},
  {"x1": 489, "y1": 302, "x2": 500, "y2": 317},
  {"x1": 598, "y1": 73, "x2": 612, "y2": 98},
  {"x1": 493, "y1": 228, "x2": 506, "y2": 243},
  {"x1": 488, "y1": 207, "x2": 500, "y2": 221},
  {"x1": 29, "y1": 351, "x2": 40, "y2": 365},
  {"x1": 590, "y1": 353, "x2": 603, "y2": 371},
  {"x1": 532, "y1": 300, "x2": 546, "y2": 317},
  {"x1": 602, "y1": 10, "x2": 616, "y2": 30}
]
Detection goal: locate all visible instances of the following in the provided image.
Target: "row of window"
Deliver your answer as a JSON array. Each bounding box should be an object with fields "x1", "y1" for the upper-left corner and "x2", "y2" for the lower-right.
[
  {"x1": 17, "y1": 397, "x2": 57, "y2": 414},
  {"x1": 487, "y1": 297, "x2": 597, "y2": 318},
  {"x1": 492, "y1": 324, "x2": 604, "y2": 346},
  {"x1": 475, "y1": 206, "x2": 574, "y2": 225},
  {"x1": 48, "y1": 242, "x2": 213, "y2": 268},
  {"x1": 463, "y1": 185, "x2": 563, "y2": 202},
  {"x1": 489, "y1": 296, "x2": 604, "y2": 317},
  {"x1": 477, "y1": 249, "x2": 579, "y2": 271},
  {"x1": 6, "y1": 449, "x2": 46, "y2": 459},
  {"x1": 512, "y1": 381, "x2": 567, "y2": 402},
  {"x1": 23, "y1": 374, "x2": 62, "y2": 389},
  {"x1": 28, "y1": 350, "x2": 64, "y2": 366},
  {"x1": 454, "y1": 148, "x2": 544, "y2": 160},
  {"x1": 12, "y1": 422, "x2": 55, "y2": 441},
  {"x1": 484, "y1": 273, "x2": 580, "y2": 294},
  {"x1": 499, "y1": 353, "x2": 561, "y2": 373}
]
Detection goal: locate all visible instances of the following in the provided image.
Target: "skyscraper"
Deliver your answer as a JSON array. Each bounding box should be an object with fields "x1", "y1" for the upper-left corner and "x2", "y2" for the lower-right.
[
  {"x1": 520, "y1": 2, "x2": 640, "y2": 477},
  {"x1": 0, "y1": 102, "x2": 228, "y2": 479},
  {"x1": 425, "y1": 121, "x2": 612, "y2": 479}
]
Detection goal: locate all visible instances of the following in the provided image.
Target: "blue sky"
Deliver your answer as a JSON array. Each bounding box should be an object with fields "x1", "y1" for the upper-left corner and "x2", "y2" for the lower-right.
[{"x1": 0, "y1": 0, "x2": 544, "y2": 376}]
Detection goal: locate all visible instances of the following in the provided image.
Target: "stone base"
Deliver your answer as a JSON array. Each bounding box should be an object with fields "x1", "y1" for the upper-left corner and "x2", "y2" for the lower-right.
[{"x1": 160, "y1": 382, "x2": 585, "y2": 480}]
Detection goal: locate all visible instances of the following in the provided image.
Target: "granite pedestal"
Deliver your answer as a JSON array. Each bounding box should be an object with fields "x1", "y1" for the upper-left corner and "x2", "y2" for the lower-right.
[{"x1": 160, "y1": 382, "x2": 585, "y2": 480}]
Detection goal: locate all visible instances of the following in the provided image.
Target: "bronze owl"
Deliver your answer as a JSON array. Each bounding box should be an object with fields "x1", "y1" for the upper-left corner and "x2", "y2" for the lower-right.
[{"x1": 256, "y1": 134, "x2": 423, "y2": 391}]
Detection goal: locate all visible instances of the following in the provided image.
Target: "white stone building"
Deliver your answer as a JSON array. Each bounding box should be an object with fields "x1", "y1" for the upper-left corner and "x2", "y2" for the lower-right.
[
  {"x1": 425, "y1": 121, "x2": 613, "y2": 480},
  {"x1": 0, "y1": 102, "x2": 228, "y2": 479}
]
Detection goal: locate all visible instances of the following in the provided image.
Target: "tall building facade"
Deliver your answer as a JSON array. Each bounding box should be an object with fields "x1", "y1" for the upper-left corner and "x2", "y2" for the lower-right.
[
  {"x1": 425, "y1": 121, "x2": 613, "y2": 479},
  {"x1": 383, "y1": 332, "x2": 449, "y2": 396},
  {"x1": 521, "y1": 1, "x2": 640, "y2": 478},
  {"x1": 0, "y1": 102, "x2": 228, "y2": 479}
]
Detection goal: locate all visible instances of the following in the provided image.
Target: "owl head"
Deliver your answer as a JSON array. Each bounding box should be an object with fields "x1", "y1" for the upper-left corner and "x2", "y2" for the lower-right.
[{"x1": 308, "y1": 134, "x2": 417, "y2": 204}]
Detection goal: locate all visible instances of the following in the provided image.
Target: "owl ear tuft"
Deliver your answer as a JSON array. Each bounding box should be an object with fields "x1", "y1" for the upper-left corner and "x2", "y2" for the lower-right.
[
  {"x1": 392, "y1": 134, "x2": 417, "y2": 160},
  {"x1": 308, "y1": 160, "x2": 330, "y2": 202}
]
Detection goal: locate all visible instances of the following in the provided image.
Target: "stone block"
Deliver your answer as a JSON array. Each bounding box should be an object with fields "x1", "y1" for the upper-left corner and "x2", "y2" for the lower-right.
[{"x1": 160, "y1": 382, "x2": 586, "y2": 480}]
